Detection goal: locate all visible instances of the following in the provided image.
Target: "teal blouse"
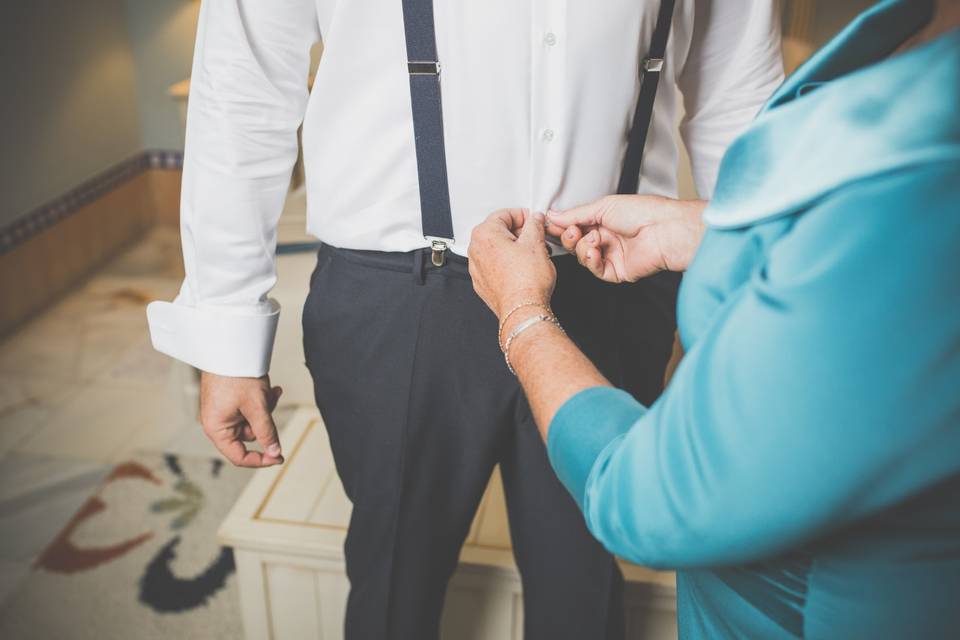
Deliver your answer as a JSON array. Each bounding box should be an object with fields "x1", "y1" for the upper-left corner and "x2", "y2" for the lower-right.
[{"x1": 546, "y1": 2, "x2": 960, "y2": 638}]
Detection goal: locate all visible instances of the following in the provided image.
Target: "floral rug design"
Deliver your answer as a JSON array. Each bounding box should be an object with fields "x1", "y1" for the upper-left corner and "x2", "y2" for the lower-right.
[{"x1": 0, "y1": 453, "x2": 250, "y2": 639}]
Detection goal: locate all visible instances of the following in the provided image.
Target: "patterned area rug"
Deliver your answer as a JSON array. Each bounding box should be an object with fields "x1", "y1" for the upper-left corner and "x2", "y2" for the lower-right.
[{"x1": 0, "y1": 453, "x2": 250, "y2": 639}]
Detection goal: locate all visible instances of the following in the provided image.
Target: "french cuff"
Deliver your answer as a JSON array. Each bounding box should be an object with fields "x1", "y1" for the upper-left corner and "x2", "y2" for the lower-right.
[
  {"x1": 546, "y1": 386, "x2": 646, "y2": 511},
  {"x1": 146, "y1": 299, "x2": 281, "y2": 378}
]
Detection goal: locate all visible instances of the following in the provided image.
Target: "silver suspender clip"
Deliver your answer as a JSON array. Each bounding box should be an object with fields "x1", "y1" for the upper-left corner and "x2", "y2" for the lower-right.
[
  {"x1": 643, "y1": 57, "x2": 664, "y2": 73},
  {"x1": 408, "y1": 61, "x2": 441, "y2": 76},
  {"x1": 426, "y1": 237, "x2": 453, "y2": 267}
]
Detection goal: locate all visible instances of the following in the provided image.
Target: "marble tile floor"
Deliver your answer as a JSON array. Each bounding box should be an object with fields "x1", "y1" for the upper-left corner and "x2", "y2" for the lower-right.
[
  {"x1": 0, "y1": 454, "x2": 111, "y2": 562},
  {"x1": 0, "y1": 560, "x2": 30, "y2": 608},
  {"x1": 0, "y1": 222, "x2": 320, "y2": 609}
]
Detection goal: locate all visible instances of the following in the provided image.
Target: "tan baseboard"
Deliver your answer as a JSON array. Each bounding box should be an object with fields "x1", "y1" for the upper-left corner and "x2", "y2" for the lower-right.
[
  {"x1": 148, "y1": 168, "x2": 183, "y2": 227},
  {"x1": 0, "y1": 166, "x2": 182, "y2": 338}
]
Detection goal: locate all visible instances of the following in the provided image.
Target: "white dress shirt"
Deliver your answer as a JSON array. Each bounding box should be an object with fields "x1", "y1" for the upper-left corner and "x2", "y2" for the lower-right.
[{"x1": 147, "y1": 0, "x2": 784, "y2": 378}]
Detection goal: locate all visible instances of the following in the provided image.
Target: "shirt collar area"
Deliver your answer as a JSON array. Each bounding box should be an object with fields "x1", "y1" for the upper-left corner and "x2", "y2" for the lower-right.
[{"x1": 704, "y1": 1, "x2": 960, "y2": 230}]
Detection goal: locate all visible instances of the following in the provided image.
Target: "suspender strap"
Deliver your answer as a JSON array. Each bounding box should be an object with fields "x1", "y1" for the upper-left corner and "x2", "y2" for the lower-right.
[
  {"x1": 401, "y1": 0, "x2": 455, "y2": 247},
  {"x1": 617, "y1": 0, "x2": 676, "y2": 195}
]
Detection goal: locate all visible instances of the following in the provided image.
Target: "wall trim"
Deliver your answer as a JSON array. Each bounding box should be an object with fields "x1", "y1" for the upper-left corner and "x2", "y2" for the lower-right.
[{"x1": 0, "y1": 149, "x2": 183, "y2": 256}]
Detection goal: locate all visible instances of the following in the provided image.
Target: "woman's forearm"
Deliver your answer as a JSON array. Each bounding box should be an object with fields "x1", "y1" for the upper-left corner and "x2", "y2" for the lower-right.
[{"x1": 503, "y1": 312, "x2": 612, "y2": 441}]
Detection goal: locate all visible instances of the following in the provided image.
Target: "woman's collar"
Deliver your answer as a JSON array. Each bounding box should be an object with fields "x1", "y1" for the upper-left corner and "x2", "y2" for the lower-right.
[{"x1": 704, "y1": 1, "x2": 960, "y2": 230}]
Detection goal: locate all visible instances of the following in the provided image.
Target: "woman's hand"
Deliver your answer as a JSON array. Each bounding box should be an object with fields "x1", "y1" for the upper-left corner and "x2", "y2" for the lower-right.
[
  {"x1": 468, "y1": 208, "x2": 557, "y2": 320},
  {"x1": 546, "y1": 195, "x2": 707, "y2": 283},
  {"x1": 470, "y1": 208, "x2": 609, "y2": 437}
]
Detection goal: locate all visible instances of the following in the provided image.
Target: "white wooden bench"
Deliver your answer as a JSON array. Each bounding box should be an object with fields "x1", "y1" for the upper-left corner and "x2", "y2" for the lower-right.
[{"x1": 219, "y1": 408, "x2": 677, "y2": 639}]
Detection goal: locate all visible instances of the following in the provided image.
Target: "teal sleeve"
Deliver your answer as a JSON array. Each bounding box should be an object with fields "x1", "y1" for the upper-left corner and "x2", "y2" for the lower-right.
[
  {"x1": 545, "y1": 162, "x2": 960, "y2": 569},
  {"x1": 547, "y1": 386, "x2": 646, "y2": 510}
]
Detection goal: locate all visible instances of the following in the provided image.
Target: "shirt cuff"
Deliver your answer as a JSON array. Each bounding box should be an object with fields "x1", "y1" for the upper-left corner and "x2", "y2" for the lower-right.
[
  {"x1": 146, "y1": 299, "x2": 281, "y2": 377},
  {"x1": 546, "y1": 386, "x2": 647, "y2": 510}
]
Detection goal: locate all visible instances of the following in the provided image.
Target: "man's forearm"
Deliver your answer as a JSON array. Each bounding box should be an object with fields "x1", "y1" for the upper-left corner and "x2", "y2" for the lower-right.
[{"x1": 504, "y1": 313, "x2": 612, "y2": 441}]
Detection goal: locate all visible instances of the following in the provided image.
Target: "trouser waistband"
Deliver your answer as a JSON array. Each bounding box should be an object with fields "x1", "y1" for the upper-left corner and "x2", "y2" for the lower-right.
[
  {"x1": 317, "y1": 242, "x2": 468, "y2": 283},
  {"x1": 317, "y1": 242, "x2": 571, "y2": 285}
]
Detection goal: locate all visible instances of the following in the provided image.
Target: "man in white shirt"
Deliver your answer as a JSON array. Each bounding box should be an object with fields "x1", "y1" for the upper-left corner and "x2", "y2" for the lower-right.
[{"x1": 148, "y1": 0, "x2": 783, "y2": 637}]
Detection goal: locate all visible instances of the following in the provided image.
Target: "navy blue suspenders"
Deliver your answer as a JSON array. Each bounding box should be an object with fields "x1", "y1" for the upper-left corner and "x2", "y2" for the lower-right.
[
  {"x1": 618, "y1": 0, "x2": 677, "y2": 195},
  {"x1": 401, "y1": 0, "x2": 455, "y2": 266},
  {"x1": 400, "y1": 0, "x2": 676, "y2": 266}
]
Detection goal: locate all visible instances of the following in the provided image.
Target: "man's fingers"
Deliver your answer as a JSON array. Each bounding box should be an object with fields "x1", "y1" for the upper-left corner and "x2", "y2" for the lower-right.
[
  {"x1": 219, "y1": 438, "x2": 272, "y2": 468},
  {"x1": 243, "y1": 397, "x2": 283, "y2": 462},
  {"x1": 198, "y1": 373, "x2": 286, "y2": 469},
  {"x1": 211, "y1": 416, "x2": 279, "y2": 466},
  {"x1": 207, "y1": 427, "x2": 256, "y2": 467},
  {"x1": 268, "y1": 386, "x2": 283, "y2": 411}
]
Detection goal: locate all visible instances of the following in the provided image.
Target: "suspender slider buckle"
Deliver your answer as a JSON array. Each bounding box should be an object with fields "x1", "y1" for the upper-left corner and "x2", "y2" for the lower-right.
[
  {"x1": 643, "y1": 57, "x2": 664, "y2": 73},
  {"x1": 408, "y1": 61, "x2": 441, "y2": 76}
]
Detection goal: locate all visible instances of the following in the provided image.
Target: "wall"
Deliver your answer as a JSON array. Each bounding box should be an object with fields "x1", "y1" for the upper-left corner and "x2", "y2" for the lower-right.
[
  {"x1": 0, "y1": 0, "x2": 192, "y2": 336},
  {"x1": 0, "y1": 0, "x2": 143, "y2": 229},
  {"x1": 124, "y1": 0, "x2": 199, "y2": 151},
  {"x1": 809, "y1": 0, "x2": 876, "y2": 45}
]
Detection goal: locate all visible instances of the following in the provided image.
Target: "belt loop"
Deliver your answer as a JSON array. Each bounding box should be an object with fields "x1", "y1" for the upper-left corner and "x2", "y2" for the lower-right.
[{"x1": 413, "y1": 247, "x2": 426, "y2": 285}]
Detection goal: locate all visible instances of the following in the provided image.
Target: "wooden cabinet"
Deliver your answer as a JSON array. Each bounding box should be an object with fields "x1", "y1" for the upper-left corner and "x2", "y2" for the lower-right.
[{"x1": 219, "y1": 408, "x2": 678, "y2": 639}]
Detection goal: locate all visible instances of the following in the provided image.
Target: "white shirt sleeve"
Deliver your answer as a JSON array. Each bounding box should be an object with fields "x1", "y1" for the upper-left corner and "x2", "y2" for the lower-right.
[
  {"x1": 678, "y1": 0, "x2": 785, "y2": 198},
  {"x1": 147, "y1": 0, "x2": 320, "y2": 377}
]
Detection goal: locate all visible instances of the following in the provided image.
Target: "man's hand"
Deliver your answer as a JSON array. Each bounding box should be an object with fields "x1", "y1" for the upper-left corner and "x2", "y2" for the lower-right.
[
  {"x1": 199, "y1": 372, "x2": 284, "y2": 467},
  {"x1": 546, "y1": 195, "x2": 707, "y2": 283}
]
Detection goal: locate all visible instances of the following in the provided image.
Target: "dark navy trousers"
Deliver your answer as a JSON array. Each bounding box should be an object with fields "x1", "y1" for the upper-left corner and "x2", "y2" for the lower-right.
[{"x1": 302, "y1": 243, "x2": 676, "y2": 639}]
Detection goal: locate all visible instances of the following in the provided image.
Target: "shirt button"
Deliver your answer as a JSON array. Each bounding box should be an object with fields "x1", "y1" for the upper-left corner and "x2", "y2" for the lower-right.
[
  {"x1": 541, "y1": 128, "x2": 555, "y2": 142},
  {"x1": 544, "y1": 32, "x2": 558, "y2": 46}
]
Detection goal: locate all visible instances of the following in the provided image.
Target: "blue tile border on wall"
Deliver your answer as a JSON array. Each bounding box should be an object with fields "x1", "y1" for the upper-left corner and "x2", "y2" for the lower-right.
[{"x1": 0, "y1": 149, "x2": 183, "y2": 257}]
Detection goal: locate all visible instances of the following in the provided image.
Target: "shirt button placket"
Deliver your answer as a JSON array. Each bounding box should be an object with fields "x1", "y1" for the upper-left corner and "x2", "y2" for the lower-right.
[
  {"x1": 539, "y1": 29, "x2": 559, "y2": 146},
  {"x1": 531, "y1": 1, "x2": 567, "y2": 213}
]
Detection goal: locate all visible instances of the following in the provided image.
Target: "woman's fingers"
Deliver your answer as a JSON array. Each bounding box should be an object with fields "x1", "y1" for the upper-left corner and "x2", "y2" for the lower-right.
[
  {"x1": 575, "y1": 231, "x2": 604, "y2": 279},
  {"x1": 547, "y1": 200, "x2": 605, "y2": 248},
  {"x1": 490, "y1": 208, "x2": 527, "y2": 236},
  {"x1": 547, "y1": 200, "x2": 605, "y2": 228},
  {"x1": 576, "y1": 230, "x2": 625, "y2": 282},
  {"x1": 560, "y1": 224, "x2": 583, "y2": 252},
  {"x1": 545, "y1": 219, "x2": 566, "y2": 239},
  {"x1": 583, "y1": 247, "x2": 606, "y2": 279},
  {"x1": 469, "y1": 208, "x2": 558, "y2": 318},
  {"x1": 519, "y1": 211, "x2": 546, "y2": 245},
  {"x1": 573, "y1": 231, "x2": 592, "y2": 266}
]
